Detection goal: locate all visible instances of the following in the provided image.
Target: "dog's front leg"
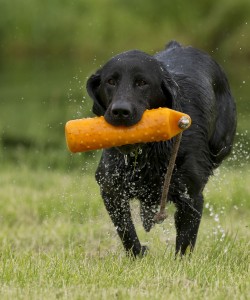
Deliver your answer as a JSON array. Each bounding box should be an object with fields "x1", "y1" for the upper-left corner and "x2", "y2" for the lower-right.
[{"x1": 102, "y1": 191, "x2": 147, "y2": 257}]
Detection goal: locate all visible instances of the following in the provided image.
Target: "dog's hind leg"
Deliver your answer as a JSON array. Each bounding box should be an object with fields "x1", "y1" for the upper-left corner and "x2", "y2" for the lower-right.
[
  {"x1": 174, "y1": 193, "x2": 204, "y2": 255},
  {"x1": 102, "y1": 192, "x2": 147, "y2": 257}
]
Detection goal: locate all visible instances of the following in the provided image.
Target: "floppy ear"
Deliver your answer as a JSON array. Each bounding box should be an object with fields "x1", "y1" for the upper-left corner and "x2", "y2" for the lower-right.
[
  {"x1": 161, "y1": 69, "x2": 182, "y2": 112},
  {"x1": 86, "y1": 70, "x2": 106, "y2": 116}
]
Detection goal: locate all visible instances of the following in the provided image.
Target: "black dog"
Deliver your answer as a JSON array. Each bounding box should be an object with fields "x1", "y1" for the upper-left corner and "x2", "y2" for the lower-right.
[{"x1": 87, "y1": 41, "x2": 237, "y2": 257}]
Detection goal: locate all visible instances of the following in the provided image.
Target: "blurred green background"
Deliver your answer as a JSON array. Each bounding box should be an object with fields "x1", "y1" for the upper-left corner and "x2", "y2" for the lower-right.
[{"x1": 0, "y1": 0, "x2": 249, "y2": 170}]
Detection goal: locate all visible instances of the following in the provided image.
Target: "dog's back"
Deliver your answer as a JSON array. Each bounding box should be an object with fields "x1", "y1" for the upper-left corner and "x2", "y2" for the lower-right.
[{"x1": 155, "y1": 41, "x2": 237, "y2": 167}]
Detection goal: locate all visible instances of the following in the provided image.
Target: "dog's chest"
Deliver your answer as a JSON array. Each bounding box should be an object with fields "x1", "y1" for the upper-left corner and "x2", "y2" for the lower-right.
[{"x1": 97, "y1": 151, "x2": 166, "y2": 199}]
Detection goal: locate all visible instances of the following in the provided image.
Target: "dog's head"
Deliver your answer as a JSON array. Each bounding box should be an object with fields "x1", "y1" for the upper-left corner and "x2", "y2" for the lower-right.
[{"x1": 86, "y1": 50, "x2": 179, "y2": 152}]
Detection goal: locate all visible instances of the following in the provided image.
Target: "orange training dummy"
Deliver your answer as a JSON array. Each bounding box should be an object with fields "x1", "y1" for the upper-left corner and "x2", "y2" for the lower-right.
[{"x1": 65, "y1": 107, "x2": 191, "y2": 153}]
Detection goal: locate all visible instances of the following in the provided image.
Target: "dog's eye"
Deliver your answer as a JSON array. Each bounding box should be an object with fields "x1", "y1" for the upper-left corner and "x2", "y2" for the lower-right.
[
  {"x1": 107, "y1": 78, "x2": 116, "y2": 86},
  {"x1": 135, "y1": 79, "x2": 148, "y2": 87}
]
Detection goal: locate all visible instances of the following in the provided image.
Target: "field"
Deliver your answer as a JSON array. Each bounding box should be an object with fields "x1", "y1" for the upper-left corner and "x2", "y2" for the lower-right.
[
  {"x1": 0, "y1": 65, "x2": 249, "y2": 299},
  {"x1": 0, "y1": 0, "x2": 249, "y2": 299},
  {"x1": 0, "y1": 162, "x2": 249, "y2": 300}
]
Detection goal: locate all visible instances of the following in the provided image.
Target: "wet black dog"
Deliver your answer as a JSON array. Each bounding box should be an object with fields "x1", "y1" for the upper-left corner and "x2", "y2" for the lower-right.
[{"x1": 86, "y1": 41, "x2": 237, "y2": 257}]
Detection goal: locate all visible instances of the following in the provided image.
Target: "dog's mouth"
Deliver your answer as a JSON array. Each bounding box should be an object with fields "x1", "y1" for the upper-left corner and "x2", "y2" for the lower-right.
[
  {"x1": 104, "y1": 114, "x2": 141, "y2": 127},
  {"x1": 104, "y1": 106, "x2": 145, "y2": 127},
  {"x1": 104, "y1": 107, "x2": 145, "y2": 154}
]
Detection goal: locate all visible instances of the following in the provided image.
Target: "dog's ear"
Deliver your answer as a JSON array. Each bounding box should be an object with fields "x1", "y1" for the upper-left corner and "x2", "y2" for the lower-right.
[
  {"x1": 86, "y1": 70, "x2": 106, "y2": 116},
  {"x1": 161, "y1": 69, "x2": 182, "y2": 111}
]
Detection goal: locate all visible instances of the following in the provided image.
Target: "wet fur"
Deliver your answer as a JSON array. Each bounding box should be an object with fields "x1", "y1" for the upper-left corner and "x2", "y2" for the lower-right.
[{"x1": 86, "y1": 41, "x2": 237, "y2": 257}]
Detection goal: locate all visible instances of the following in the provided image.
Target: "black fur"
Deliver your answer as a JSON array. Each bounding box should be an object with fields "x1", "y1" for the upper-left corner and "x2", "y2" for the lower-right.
[{"x1": 86, "y1": 41, "x2": 237, "y2": 257}]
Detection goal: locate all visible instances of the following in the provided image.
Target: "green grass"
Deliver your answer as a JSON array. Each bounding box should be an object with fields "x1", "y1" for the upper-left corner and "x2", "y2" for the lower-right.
[{"x1": 0, "y1": 164, "x2": 249, "y2": 299}]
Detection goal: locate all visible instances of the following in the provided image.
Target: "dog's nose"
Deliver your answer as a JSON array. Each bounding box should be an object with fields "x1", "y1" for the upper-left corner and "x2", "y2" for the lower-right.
[{"x1": 111, "y1": 102, "x2": 132, "y2": 119}]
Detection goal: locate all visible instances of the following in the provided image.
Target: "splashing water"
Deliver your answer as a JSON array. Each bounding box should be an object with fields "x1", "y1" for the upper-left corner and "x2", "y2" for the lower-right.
[
  {"x1": 205, "y1": 202, "x2": 226, "y2": 242},
  {"x1": 203, "y1": 130, "x2": 249, "y2": 243},
  {"x1": 227, "y1": 130, "x2": 249, "y2": 168}
]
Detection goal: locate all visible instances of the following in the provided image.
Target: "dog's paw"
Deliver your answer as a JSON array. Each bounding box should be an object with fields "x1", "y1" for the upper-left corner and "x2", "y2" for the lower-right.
[
  {"x1": 139, "y1": 245, "x2": 149, "y2": 257},
  {"x1": 127, "y1": 245, "x2": 149, "y2": 258},
  {"x1": 141, "y1": 245, "x2": 149, "y2": 255}
]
